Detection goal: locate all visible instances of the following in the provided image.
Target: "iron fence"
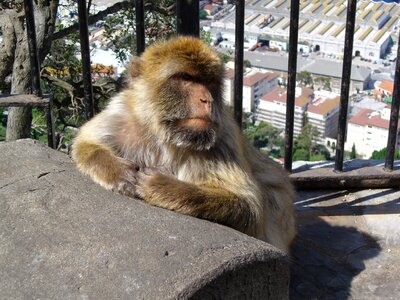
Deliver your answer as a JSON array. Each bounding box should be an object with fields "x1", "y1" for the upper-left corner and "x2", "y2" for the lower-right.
[{"x1": 18, "y1": 0, "x2": 400, "y2": 189}]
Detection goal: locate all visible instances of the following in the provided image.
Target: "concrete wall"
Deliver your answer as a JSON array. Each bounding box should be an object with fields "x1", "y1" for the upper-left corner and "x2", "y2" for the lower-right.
[{"x1": 0, "y1": 139, "x2": 290, "y2": 299}]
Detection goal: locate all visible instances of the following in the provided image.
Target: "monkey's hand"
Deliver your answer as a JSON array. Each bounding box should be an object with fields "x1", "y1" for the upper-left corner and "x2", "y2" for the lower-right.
[
  {"x1": 133, "y1": 167, "x2": 260, "y2": 237},
  {"x1": 134, "y1": 167, "x2": 174, "y2": 200},
  {"x1": 108, "y1": 159, "x2": 139, "y2": 197}
]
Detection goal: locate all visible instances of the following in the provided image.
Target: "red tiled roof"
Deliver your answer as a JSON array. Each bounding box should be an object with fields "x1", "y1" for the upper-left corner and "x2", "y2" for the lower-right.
[
  {"x1": 243, "y1": 72, "x2": 271, "y2": 86},
  {"x1": 349, "y1": 108, "x2": 389, "y2": 129},
  {"x1": 260, "y1": 86, "x2": 312, "y2": 107},
  {"x1": 379, "y1": 80, "x2": 394, "y2": 94},
  {"x1": 307, "y1": 96, "x2": 340, "y2": 115}
]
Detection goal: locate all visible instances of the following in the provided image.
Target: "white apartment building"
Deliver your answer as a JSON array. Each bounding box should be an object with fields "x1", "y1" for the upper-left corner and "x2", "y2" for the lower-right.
[
  {"x1": 307, "y1": 91, "x2": 340, "y2": 141},
  {"x1": 257, "y1": 86, "x2": 313, "y2": 136},
  {"x1": 223, "y1": 68, "x2": 235, "y2": 107},
  {"x1": 243, "y1": 71, "x2": 279, "y2": 112},
  {"x1": 345, "y1": 107, "x2": 398, "y2": 158},
  {"x1": 223, "y1": 68, "x2": 279, "y2": 112}
]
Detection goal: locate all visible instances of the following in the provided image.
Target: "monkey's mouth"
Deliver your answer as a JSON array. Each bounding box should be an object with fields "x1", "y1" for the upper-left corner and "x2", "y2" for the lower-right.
[{"x1": 178, "y1": 118, "x2": 214, "y2": 130}]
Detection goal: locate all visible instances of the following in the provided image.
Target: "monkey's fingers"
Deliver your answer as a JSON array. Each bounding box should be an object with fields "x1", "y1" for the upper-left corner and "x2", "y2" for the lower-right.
[
  {"x1": 133, "y1": 170, "x2": 151, "y2": 200},
  {"x1": 112, "y1": 180, "x2": 136, "y2": 197}
]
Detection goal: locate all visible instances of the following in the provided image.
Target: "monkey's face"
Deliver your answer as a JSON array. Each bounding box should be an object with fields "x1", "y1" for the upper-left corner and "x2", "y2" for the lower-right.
[
  {"x1": 157, "y1": 73, "x2": 222, "y2": 151},
  {"x1": 131, "y1": 36, "x2": 225, "y2": 151}
]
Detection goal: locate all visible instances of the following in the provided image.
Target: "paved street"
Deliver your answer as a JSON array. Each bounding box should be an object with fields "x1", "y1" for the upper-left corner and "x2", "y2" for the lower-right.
[{"x1": 291, "y1": 188, "x2": 400, "y2": 299}]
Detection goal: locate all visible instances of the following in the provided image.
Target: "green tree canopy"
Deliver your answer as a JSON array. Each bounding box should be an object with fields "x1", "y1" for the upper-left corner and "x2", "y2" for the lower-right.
[
  {"x1": 370, "y1": 148, "x2": 400, "y2": 159},
  {"x1": 297, "y1": 71, "x2": 313, "y2": 87}
]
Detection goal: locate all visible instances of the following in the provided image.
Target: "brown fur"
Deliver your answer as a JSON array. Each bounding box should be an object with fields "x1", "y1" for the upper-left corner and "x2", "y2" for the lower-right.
[{"x1": 72, "y1": 36, "x2": 296, "y2": 252}]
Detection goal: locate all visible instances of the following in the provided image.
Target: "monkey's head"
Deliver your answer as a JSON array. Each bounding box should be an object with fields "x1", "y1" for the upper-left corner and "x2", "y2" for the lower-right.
[{"x1": 129, "y1": 36, "x2": 225, "y2": 151}]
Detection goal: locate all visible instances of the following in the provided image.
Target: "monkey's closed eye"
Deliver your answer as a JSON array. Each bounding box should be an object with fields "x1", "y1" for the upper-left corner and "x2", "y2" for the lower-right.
[{"x1": 171, "y1": 72, "x2": 197, "y2": 82}]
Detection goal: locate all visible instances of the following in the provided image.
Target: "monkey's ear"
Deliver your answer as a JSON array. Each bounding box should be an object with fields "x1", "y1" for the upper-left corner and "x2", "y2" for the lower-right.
[{"x1": 129, "y1": 57, "x2": 143, "y2": 79}]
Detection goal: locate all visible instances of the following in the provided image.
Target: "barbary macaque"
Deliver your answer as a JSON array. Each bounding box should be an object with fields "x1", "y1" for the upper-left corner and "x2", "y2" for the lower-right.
[{"x1": 72, "y1": 36, "x2": 296, "y2": 252}]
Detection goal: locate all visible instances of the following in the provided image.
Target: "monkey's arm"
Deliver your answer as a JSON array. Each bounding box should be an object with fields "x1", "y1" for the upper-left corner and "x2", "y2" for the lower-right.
[
  {"x1": 135, "y1": 168, "x2": 263, "y2": 237},
  {"x1": 72, "y1": 138, "x2": 137, "y2": 195},
  {"x1": 71, "y1": 109, "x2": 138, "y2": 195}
]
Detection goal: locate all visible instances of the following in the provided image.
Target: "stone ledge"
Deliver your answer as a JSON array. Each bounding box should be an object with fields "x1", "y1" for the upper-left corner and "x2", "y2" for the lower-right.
[{"x1": 0, "y1": 139, "x2": 289, "y2": 299}]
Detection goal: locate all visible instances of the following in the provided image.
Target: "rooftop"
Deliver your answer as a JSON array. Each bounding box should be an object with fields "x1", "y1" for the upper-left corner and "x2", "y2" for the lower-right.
[
  {"x1": 261, "y1": 86, "x2": 313, "y2": 107},
  {"x1": 378, "y1": 80, "x2": 395, "y2": 93},
  {"x1": 243, "y1": 71, "x2": 279, "y2": 86},
  {"x1": 349, "y1": 108, "x2": 391, "y2": 129},
  {"x1": 307, "y1": 96, "x2": 340, "y2": 116}
]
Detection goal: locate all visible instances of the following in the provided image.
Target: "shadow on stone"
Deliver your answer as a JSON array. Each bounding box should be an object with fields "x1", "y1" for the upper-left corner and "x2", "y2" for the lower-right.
[
  {"x1": 290, "y1": 190, "x2": 387, "y2": 299},
  {"x1": 290, "y1": 220, "x2": 381, "y2": 299}
]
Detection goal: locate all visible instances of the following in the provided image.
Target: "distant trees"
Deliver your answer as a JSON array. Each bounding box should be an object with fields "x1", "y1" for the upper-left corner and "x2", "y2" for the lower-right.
[
  {"x1": 243, "y1": 121, "x2": 284, "y2": 150},
  {"x1": 243, "y1": 116, "x2": 331, "y2": 162},
  {"x1": 370, "y1": 148, "x2": 400, "y2": 159},
  {"x1": 293, "y1": 113, "x2": 330, "y2": 161},
  {"x1": 0, "y1": 0, "x2": 175, "y2": 150},
  {"x1": 350, "y1": 143, "x2": 357, "y2": 159},
  {"x1": 314, "y1": 76, "x2": 331, "y2": 91},
  {"x1": 297, "y1": 71, "x2": 313, "y2": 87}
]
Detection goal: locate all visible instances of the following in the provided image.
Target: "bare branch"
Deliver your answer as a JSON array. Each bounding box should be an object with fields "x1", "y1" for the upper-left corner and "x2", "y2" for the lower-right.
[
  {"x1": 52, "y1": 1, "x2": 132, "y2": 41},
  {"x1": 41, "y1": 73, "x2": 75, "y2": 93},
  {"x1": 52, "y1": 0, "x2": 175, "y2": 41}
]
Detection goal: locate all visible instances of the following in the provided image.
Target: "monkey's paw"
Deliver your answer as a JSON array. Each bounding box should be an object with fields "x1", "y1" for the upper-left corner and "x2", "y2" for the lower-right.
[
  {"x1": 110, "y1": 161, "x2": 139, "y2": 197},
  {"x1": 134, "y1": 167, "x2": 172, "y2": 201}
]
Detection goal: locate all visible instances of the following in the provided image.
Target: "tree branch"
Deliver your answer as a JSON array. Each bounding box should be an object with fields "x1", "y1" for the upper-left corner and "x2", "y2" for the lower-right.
[
  {"x1": 52, "y1": 0, "x2": 175, "y2": 41},
  {"x1": 52, "y1": 1, "x2": 132, "y2": 41}
]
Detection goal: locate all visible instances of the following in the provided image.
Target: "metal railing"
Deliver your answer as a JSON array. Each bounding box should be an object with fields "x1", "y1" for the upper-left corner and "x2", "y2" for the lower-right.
[{"x1": 20, "y1": 0, "x2": 400, "y2": 189}]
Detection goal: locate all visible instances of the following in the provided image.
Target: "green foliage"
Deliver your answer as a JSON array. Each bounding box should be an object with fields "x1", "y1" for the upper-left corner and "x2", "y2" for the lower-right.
[
  {"x1": 314, "y1": 76, "x2": 331, "y2": 91},
  {"x1": 200, "y1": 10, "x2": 208, "y2": 20},
  {"x1": 297, "y1": 71, "x2": 313, "y2": 87},
  {"x1": 244, "y1": 59, "x2": 252, "y2": 68},
  {"x1": 220, "y1": 52, "x2": 233, "y2": 63},
  {"x1": 292, "y1": 114, "x2": 331, "y2": 161},
  {"x1": 294, "y1": 113, "x2": 320, "y2": 152},
  {"x1": 201, "y1": 30, "x2": 212, "y2": 45},
  {"x1": 310, "y1": 154, "x2": 327, "y2": 161},
  {"x1": 351, "y1": 143, "x2": 357, "y2": 159},
  {"x1": 370, "y1": 148, "x2": 400, "y2": 159},
  {"x1": 293, "y1": 149, "x2": 309, "y2": 161},
  {"x1": 243, "y1": 121, "x2": 284, "y2": 149}
]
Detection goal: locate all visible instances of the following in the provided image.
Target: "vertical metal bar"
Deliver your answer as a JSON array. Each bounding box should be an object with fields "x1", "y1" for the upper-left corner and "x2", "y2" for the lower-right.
[
  {"x1": 233, "y1": 0, "x2": 245, "y2": 128},
  {"x1": 46, "y1": 96, "x2": 56, "y2": 149},
  {"x1": 176, "y1": 0, "x2": 199, "y2": 36},
  {"x1": 23, "y1": 0, "x2": 42, "y2": 97},
  {"x1": 335, "y1": 0, "x2": 357, "y2": 172},
  {"x1": 135, "y1": 0, "x2": 145, "y2": 55},
  {"x1": 284, "y1": 0, "x2": 300, "y2": 173},
  {"x1": 77, "y1": 0, "x2": 95, "y2": 120},
  {"x1": 384, "y1": 34, "x2": 400, "y2": 171}
]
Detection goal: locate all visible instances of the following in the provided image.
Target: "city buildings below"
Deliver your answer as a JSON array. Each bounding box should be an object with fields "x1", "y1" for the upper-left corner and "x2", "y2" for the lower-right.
[
  {"x1": 345, "y1": 107, "x2": 398, "y2": 158},
  {"x1": 216, "y1": 49, "x2": 373, "y2": 94},
  {"x1": 307, "y1": 91, "x2": 340, "y2": 142},
  {"x1": 243, "y1": 70, "x2": 280, "y2": 112},
  {"x1": 223, "y1": 67, "x2": 280, "y2": 112},
  {"x1": 210, "y1": 0, "x2": 399, "y2": 60},
  {"x1": 256, "y1": 86, "x2": 313, "y2": 136},
  {"x1": 373, "y1": 79, "x2": 395, "y2": 101}
]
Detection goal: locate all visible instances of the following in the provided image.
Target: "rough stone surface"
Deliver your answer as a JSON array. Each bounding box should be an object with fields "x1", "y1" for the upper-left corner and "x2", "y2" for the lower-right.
[
  {"x1": 292, "y1": 188, "x2": 400, "y2": 299},
  {"x1": 0, "y1": 139, "x2": 289, "y2": 300}
]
